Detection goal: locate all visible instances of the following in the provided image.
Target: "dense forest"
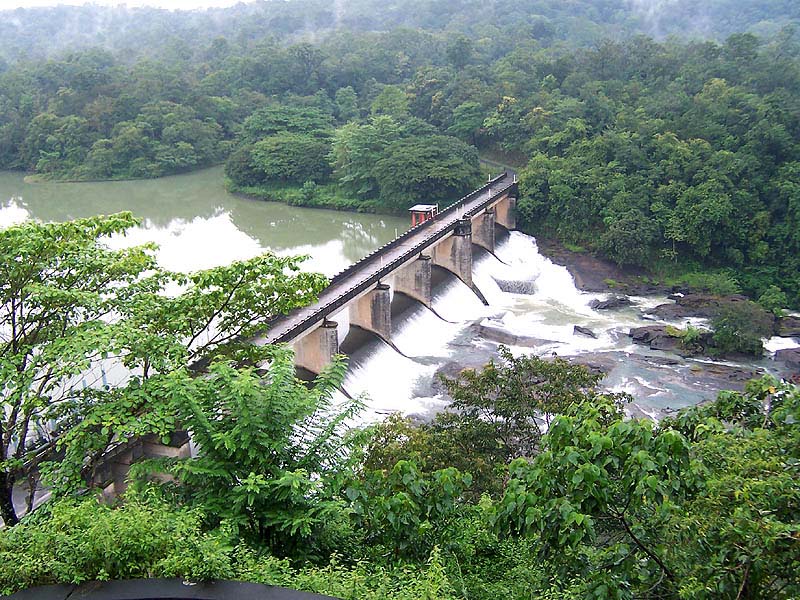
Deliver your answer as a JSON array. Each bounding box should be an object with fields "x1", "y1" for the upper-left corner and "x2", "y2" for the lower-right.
[
  {"x1": 1, "y1": 0, "x2": 799, "y2": 63},
  {"x1": 1, "y1": 1, "x2": 799, "y2": 303}
]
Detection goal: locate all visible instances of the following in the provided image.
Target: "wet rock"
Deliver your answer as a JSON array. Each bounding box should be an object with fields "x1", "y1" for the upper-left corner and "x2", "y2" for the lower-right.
[
  {"x1": 688, "y1": 361, "x2": 761, "y2": 386},
  {"x1": 474, "y1": 323, "x2": 552, "y2": 347},
  {"x1": 650, "y1": 293, "x2": 754, "y2": 320},
  {"x1": 566, "y1": 352, "x2": 623, "y2": 374},
  {"x1": 629, "y1": 325, "x2": 671, "y2": 345},
  {"x1": 590, "y1": 296, "x2": 632, "y2": 310},
  {"x1": 775, "y1": 347, "x2": 800, "y2": 371},
  {"x1": 493, "y1": 278, "x2": 537, "y2": 295},
  {"x1": 642, "y1": 355, "x2": 683, "y2": 366},
  {"x1": 650, "y1": 335, "x2": 681, "y2": 352},
  {"x1": 777, "y1": 316, "x2": 800, "y2": 337},
  {"x1": 573, "y1": 325, "x2": 598, "y2": 339}
]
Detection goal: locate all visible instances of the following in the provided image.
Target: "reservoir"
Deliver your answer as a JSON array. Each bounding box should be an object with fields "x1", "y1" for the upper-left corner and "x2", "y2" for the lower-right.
[{"x1": 0, "y1": 166, "x2": 407, "y2": 276}]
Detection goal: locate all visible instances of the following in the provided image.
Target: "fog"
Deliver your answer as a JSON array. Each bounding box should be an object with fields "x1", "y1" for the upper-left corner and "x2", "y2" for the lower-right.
[{"x1": 3, "y1": 0, "x2": 253, "y2": 9}]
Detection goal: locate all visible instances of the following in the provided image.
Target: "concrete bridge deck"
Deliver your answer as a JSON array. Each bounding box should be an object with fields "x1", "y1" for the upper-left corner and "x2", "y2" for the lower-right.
[{"x1": 258, "y1": 172, "x2": 517, "y2": 346}]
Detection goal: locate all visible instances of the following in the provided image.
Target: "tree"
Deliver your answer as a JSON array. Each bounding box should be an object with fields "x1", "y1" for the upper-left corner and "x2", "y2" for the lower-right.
[
  {"x1": 370, "y1": 85, "x2": 409, "y2": 118},
  {"x1": 599, "y1": 209, "x2": 659, "y2": 267},
  {"x1": 372, "y1": 134, "x2": 481, "y2": 209},
  {"x1": 710, "y1": 300, "x2": 774, "y2": 356},
  {"x1": 445, "y1": 34, "x2": 473, "y2": 69},
  {"x1": 494, "y1": 398, "x2": 698, "y2": 598},
  {"x1": 662, "y1": 377, "x2": 800, "y2": 599},
  {"x1": 0, "y1": 214, "x2": 327, "y2": 525},
  {"x1": 334, "y1": 86, "x2": 359, "y2": 122},
  {"x1": 240, "y1": 105, "x2": 333, "y2": 144},
  {"x1": 446, "y1": 101, "x2": 486, "y2": 145},
  {"x1": 440, "y1": 348, "x2": 608, "y2": 457},
  {"x1": 328, "y1": 116, "x2": 403, "y2": 199},
  {"x1": 249, "y1": 132, "x2": 332, "y2": 184},
  {"x1": 364, "y1": 348, "x2": 630, "y2": 498},
  {"x1": 133, "y1": 351, "x2": 364, "y2": 553}
]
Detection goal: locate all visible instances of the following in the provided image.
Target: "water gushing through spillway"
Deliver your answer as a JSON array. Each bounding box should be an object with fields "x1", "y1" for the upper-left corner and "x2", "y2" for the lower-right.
[{"x1": 341, "y1": 231, "x2": 793, "y2": 423}]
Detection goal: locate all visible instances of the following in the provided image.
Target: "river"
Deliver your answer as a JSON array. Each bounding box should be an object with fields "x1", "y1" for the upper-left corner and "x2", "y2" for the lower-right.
[{"x1": 1, "y1": 167, "x2": 796, "y2": 423}]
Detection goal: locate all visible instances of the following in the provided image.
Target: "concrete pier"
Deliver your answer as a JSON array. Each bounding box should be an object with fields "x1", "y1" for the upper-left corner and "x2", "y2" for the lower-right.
[
  {"x1": 349, "y1": 283, "x2": 392, "y2": 339},
  {"x1": 432, "y1": 218, "x2": 473, "y2": 288},
  {"x1": 472, "y1": 207, "x2": 496, "y2": 252},
  {"x1": 393, "y1": 254, "x2": 432, "y2": 306},
  {"x1": 293, "y1": 320, "x2": 339, "y2": 374},
  {"x1": 495, "y1": 195, "x2": 516, "y2": 230}
]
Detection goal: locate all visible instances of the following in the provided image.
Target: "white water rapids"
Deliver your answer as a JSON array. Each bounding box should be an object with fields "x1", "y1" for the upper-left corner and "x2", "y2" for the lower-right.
[{"x1": 333, "y1": 231, "x2": 798, "y2": 423}]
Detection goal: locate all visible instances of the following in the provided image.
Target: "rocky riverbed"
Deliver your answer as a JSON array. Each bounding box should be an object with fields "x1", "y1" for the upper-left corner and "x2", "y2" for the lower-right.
[{"x1": 535, "y1": 240, "x2": 800, "y2": 382}]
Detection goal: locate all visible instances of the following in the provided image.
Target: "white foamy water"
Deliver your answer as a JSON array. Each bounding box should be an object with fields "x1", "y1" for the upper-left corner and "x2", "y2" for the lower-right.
[
  {"x1": 343, "y1": 230, "x2": 789, "y2": 423},
  {"x1": 393, "y1": 306, "x2": 462, "y2": 358},
  {"x1": 342, "y1": 340, "x2": 442, "y2": 421},
  {"x1": 764, "y1": 336, "x2": 800, "y2": 354}
]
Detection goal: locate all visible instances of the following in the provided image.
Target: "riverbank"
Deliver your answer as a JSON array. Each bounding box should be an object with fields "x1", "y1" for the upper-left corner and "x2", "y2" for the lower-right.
[
  {"x1": 225, "y1": 179, "x2": 383, "y2": 213},
  {"x1": 535, "y1": 238, "x2": 673, "y2": 295}
]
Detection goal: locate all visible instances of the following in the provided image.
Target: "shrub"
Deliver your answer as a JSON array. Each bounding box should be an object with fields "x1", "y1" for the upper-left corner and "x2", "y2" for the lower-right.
[
  {"x1": 710, "y1": 301, "x2": 774, "y2": 356},
  {"x1": 758, "y1": 285, "x2": 788, "y2": 317},
  {"x1": 677, "y1": 271, "x2": 741, "y2": 296}
]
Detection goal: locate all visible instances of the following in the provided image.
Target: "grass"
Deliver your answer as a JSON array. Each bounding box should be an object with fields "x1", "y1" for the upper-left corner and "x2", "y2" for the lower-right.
[{"x1": 563, "y1": 242, "x2": 587, "y2": 253}]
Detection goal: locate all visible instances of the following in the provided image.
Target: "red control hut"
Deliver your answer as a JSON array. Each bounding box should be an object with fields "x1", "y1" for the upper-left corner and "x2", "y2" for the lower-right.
[{"x1": 408, "y1": 203, "x2": 439, "y2": 227}]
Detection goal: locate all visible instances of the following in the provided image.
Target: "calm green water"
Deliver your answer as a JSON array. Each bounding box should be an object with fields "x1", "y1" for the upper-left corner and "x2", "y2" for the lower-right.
[{"x1": 0, "y1": 166, "x2": 408, "y2": 275}]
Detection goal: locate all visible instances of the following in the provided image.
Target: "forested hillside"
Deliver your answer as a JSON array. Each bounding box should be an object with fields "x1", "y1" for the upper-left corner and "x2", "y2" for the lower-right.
[
  {"x1": 1, "y1": 0, "x2": 798, "y2": 63},
  {"x1": 1, "y1": 11, "x2": 798, "y2": 302}
]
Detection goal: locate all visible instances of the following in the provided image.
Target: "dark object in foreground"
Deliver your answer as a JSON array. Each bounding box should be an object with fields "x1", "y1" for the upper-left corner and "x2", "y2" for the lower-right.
[{"x1": 2, "y1": 579, "x2": 338, "y2": 600}]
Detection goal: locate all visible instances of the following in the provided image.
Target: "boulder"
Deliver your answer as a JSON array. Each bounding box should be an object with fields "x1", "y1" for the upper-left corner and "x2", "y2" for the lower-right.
[
  {"x1": 573, "y1": 325, "x2": 598, "y2": 339},
  {"x1": 589, "y1": 296, "x2": 632, "y2": 310},
  {"x1": 493, "y1": 278, "x2": 537, "y2": 295},
  {"x1": 629, "y1": 325, "x2": 670, "y2": 345},
  {"x1": 775, "y1": 347, "x2": 800, "y2": 371},
  {"x1": 649, "y1": 335, "x2": 681, "y2": 352},
  {"x1": 476, "y1": 324, "x2": 551, "y2": 347},
  {"x1": 777, "y1": 316, "x2": 800, "y2": 337},
  {"x1": 650, "y1": 293, "x2": 753, "y2": 320}
]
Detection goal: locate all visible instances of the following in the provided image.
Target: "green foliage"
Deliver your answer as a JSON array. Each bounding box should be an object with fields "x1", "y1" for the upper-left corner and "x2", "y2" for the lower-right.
[
  {"x1": 327, "y1": 116, "x2": 480, "y2": 210},
  {"x1": 0, "y1": 491, "x2": 237, "y2": 595},
  {"x1": 249, "y1": 132, "x2": 332, "y2": 184},
  {"x1": 139, "y1": 351, "x2": 365, "y2": 554},
  {"x1": 758, "y1": 285, "x2": 788, "y2": 316},
  {"x1": 370, "y1": 85, "x2": 410, "y2": 118},
  {"x1": 364, "y1": 348, "x2": 630, "y2": 498},
  {"x1": 1, "y1": 215, "x2": 327, "y2": 524},
  {"x1": 0, "y1": 492, "x2": 460, "y2": 600},
  {"x1": 661, "y1": 377, "x2": 800, "y2": 599},
  {"x1": 0, "y1": 213, "x2": 156, "y2": 525},
  {"x1": 439, "y1": 347, "x2": 620, "y2": 457},
  {"x1": 710, "y1": 300, "x2": 775, "y2": 356},
  {"x1": 239, "y1": 105, "x2": 334, "y2": 144},
  {"x1": 347, "y1": 460, "x2": 473, "y2": 560},
  {"x1": 674, "y1": 271, "x2": 742, "y2": 296},
  {"x1": 494, "y1": 398, "x2": 697, "y2": 597},
  {"x1": 334, "y1": 86, "x2": 360, "y2": 122},
  {"x1": 372, "y1": 135, "x2": 481, "y2": 210},
  {"x1": 2, "y1": 8, "x2": 798, "y2": 305}
]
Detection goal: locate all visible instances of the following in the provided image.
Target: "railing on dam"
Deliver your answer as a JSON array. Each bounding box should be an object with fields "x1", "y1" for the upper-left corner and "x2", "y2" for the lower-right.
[
  {"x1": 264, "y1": 172, "x2": 518, "y2": 345},
  {"x1": 327, "y1": 172, "x2": 509, "y2": 286}
]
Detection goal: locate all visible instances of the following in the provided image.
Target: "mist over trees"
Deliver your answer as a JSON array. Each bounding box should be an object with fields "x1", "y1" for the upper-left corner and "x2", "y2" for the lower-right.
[{"x1": 0, "y1": 0, "x2": 798, "y2": 64}]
